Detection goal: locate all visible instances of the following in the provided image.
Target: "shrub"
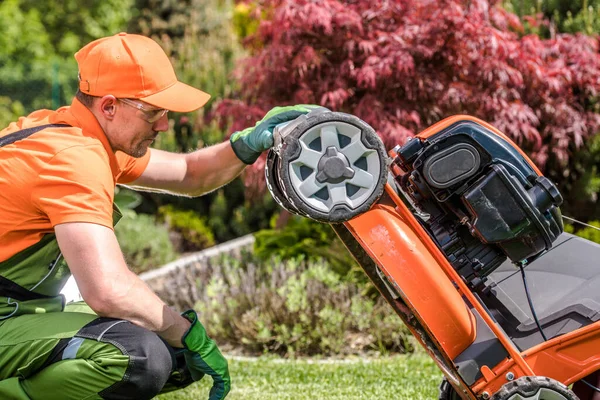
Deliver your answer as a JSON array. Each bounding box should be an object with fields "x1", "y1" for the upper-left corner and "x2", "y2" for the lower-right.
[
  {"x1": 254, "y1": 215, "x2": 361, "y2": 280},
  {"x1": 115, "y1": 209, "x2": 178, "y2": 274},
  {"x1": 152, "y1": 251, "x2": 412, "y2": 356},
  {"x1": 503, "y1": 0, "x2": 600, "y2": 36},
  {"x1": 0, "y1": 96, "x2": 24, "y2": 128},
  {"x1": 565, "y1": 221, "x2": 600, "y2": 244},
  {"x1": 1, "y1": 0, "x2": 133, "y2": 112},
  {"x1": 229, "y1": 192, "x2": 280, "y2": 237},
  {"x1": 158, "y1": 204, "x2": 215, "y2": 252},
  {"x1": 559, "y1": 134, "x2": 600, "y2": 221},
  {"x1": 208, "y1": 188, "x2": 280, "y2": 242}
]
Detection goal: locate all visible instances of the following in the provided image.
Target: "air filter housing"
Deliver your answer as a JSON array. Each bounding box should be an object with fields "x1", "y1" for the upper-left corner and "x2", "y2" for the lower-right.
[{"x1": 391, "y1": 118, "x2": 563, "y2": 280}]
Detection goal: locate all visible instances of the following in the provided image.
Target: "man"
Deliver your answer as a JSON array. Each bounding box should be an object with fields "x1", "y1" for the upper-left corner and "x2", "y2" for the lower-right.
[{"x1": 0, "y1": 32, "x2": 315, "y2": 400}]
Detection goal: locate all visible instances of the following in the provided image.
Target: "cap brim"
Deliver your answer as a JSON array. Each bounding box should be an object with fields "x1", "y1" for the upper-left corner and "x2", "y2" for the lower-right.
[{"x1": 140, "y1": 81, "x2": 211, "y2": 112}]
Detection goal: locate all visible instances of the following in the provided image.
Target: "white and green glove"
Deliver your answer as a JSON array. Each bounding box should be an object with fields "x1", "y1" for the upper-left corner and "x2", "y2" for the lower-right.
[{"x1": 230, "y1": 104, "x2": 321, "y2": 164}]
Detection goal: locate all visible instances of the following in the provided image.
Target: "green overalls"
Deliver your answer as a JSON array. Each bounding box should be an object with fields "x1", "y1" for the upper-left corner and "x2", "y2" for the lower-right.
[{"x1": 0, "y1": 125, "x2": 191, "y2": 400}]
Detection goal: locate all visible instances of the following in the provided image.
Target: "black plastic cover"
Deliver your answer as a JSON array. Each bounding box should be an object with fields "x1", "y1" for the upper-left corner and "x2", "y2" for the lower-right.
[{"x1": 462, "y1": 164, "x2": 562, "y2": 261}]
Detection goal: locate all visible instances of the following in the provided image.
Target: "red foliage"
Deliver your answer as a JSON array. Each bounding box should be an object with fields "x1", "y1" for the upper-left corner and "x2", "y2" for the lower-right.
[{"x1": 216, "y1": 0, "x2": 600, "y2": 192}]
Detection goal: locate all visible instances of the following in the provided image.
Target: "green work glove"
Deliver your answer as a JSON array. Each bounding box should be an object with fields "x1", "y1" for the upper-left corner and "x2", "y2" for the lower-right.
[
  {"x1": 181, "y1": 310, "x2": 231, "y2": 400},
  {"x1": 230, "y1": 104, "x2": 321, "y2": 164}
]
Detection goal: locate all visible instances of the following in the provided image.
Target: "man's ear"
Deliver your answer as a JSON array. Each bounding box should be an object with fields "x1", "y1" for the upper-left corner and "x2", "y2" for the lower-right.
[{"x1": 97, "y1": 95, "x2": 118, "y2": 121}]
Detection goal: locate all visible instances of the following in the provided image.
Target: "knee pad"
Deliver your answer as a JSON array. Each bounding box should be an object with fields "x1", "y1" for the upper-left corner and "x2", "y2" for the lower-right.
[{"x1": 75, "y1": 318, "x2": 175, "y2": 400}]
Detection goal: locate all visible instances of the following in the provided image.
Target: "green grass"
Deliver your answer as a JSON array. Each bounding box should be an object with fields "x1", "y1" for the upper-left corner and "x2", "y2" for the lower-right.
[{"x1": 156, "y1": 353, "x2": 443, "y2": 400}]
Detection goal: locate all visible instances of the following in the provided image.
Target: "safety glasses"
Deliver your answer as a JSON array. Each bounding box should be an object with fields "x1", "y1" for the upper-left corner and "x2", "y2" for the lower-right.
[{"x1": 118, "y1": 98, "x2": 168, "y2": 124}]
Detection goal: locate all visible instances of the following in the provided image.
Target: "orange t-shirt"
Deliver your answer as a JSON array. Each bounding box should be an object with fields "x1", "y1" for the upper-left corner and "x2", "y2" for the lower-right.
[{"x1": 0, "y1": 98, "x2": 150, "y2": 262}]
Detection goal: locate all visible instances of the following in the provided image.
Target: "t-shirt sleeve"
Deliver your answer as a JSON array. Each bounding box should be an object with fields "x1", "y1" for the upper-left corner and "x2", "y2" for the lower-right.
[
  {"x1": 31, "y1": 145, "x2": 115, "y2": 229},
  {"x1": 116, "y1": 150, "x2": 151, "y2": 184}
]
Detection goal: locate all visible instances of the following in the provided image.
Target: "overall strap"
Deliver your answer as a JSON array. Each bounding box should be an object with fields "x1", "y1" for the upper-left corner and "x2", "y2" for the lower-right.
[
  {"x1": 0, "y1": 275, "x2": 53, "y2": 301},
  {"x1": 0, "y1": 123, "x2": 71, "y2": 304},
  {"x1": 0, "y1": 233, "x2": 61, "y2": 301},
  {"x1": 0, "y1": 123, "x2": 71, "y2": 147}
]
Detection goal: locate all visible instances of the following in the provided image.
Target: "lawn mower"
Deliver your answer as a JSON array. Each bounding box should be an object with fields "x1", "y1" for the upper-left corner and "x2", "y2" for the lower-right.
[{"x1": 264, "y1": 108, "x2": 600, "y2": 400}]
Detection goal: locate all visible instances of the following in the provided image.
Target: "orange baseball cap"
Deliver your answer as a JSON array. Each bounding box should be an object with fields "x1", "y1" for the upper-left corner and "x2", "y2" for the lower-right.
[{"x1": 75, "y1": 32, "x2": 210, "y2": 112}]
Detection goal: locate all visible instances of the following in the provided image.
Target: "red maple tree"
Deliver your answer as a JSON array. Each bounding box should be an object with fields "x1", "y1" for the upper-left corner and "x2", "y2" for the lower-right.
[{"x1": 216, "y1": 0, "x2": 600, "y2": 204}]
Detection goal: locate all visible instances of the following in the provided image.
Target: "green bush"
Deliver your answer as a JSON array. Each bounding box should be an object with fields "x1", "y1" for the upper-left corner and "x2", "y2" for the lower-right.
[
  {"x1": 503, "y1": 0, "x2": 600, "y2": 35},
  {"x1": 115, "y1": 209, "x2": 177, "y2": 274},
  {"x1": 229, "y1": 192, "x2": 280, "y2": 238},
  {"x1": 565, "y1": 221, "x2": 600, "y2": 244},
  {"x1": 114, "y1": 186, "x2": 142, "y2": 210},
  {"x1": 1, "y1": 0, "x2": 133, "y2": 113},
  {"x1": 232, "y1": 2, "x2": 260, "y2": 40},
  {"x1": 158, "y1": 204, "x2": 215, "y2": 251},
  {"x1": 0, "y1": 96, "x2": 24, "y2": 128},
  {"x1": 254, "y1": 215, "x2": 361, "y2": 280},
  {"x1": 153, "y1": 252, "x2": 412, "y2": 357}
]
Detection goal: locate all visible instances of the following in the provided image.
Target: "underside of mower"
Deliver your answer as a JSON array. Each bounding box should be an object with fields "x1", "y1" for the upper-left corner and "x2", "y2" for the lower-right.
[{"x1": 265, "y1": 109, "x2": 600, "y2": 400}]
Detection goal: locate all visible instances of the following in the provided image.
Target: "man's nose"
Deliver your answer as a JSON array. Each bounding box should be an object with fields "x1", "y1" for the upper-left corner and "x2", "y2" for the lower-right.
[{"x1": 153, "y1": 112, "x2": 170, "y2": 132}]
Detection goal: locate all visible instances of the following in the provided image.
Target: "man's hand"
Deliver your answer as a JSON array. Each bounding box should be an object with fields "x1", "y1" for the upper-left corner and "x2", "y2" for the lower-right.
[
  {"x1": 181, "y1": 309, "x2": 230, "y2": 400},
  {"x1": 230, "y1": 104, "x2": 320, "y2": 164}
]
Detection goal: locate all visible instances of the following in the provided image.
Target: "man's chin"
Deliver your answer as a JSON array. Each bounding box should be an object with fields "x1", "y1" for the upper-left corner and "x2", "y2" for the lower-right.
[{"x1": 128, "y1": 144, "x2": 150, "y2": 158}]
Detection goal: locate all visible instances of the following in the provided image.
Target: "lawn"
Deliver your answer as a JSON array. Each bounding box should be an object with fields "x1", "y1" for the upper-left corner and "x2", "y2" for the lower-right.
[{"x1": 156, "y1": 353, "x2": 443, "y2": 400}]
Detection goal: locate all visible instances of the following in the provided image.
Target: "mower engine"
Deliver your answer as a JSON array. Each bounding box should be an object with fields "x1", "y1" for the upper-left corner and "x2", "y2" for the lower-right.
[{"x1": 389, "y1": 119, "x2": 564, "y2": 290}]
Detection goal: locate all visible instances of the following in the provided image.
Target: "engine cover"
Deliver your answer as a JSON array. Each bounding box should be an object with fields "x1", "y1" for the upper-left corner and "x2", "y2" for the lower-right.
[{"x1": 391, "y1": 117, "x2": 563, "y2": 276}]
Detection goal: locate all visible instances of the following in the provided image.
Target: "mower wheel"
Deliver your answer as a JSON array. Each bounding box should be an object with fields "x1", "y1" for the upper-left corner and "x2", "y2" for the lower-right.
[
  {"x1": 269, "y1": 111, "x2": 388, "y2": 223},
  {"x1": 439, "y1": 378, "x2": 464, "y2": 400},
  {"x1": 491, "y1": 376, "x2": 578, "y2": 400}
]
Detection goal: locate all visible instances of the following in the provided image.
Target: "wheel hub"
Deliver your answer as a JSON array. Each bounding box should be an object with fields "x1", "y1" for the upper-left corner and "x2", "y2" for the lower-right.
[{"x1": 316, "y1": 147, "x2": 355, "y2": 184}]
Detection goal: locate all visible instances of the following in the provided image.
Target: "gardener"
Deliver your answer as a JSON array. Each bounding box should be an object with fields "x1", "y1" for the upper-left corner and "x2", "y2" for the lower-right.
[{"x1": 0, "y1": 32, "x2": 315, "y2": 400}]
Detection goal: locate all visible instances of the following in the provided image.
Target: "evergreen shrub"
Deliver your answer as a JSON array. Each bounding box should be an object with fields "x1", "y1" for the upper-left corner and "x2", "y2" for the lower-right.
[
  {"x1": 253, "y1": 215, "x2": 360, "y2": 280},
  {"x1": 158, "y1": 204, "x2": 216, "y2": 251}
]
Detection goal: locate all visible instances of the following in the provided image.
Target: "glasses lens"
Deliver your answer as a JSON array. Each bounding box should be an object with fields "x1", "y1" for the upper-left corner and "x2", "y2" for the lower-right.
[
  {"x1": 145, "y1": 109, "x2": 167, "y2": 123},
  {"x1": 120, "y1": 99, "x2": 167, "y2": 123}
]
